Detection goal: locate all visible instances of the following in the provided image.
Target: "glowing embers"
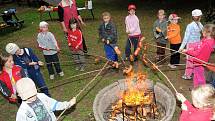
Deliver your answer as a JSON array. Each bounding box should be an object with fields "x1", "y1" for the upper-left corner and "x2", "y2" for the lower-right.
[{"x1": 108, "y1": 73, "x2": 161, "y2": 121}]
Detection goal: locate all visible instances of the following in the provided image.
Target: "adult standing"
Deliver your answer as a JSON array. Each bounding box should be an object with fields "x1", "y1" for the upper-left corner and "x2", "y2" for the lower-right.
[{"x1": 58, "y1": 0, "x2": 88, "y2": 53}]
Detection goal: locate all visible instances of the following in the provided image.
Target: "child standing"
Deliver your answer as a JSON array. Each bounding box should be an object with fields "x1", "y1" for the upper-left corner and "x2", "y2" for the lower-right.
[
  {"x1": 0, "y1": 54, "x2": 26, "y2": 104},
  {"x1": 37, "y1": 21, "x2": 64, "y2": 80},
  {"x1": 166, "y1": 14, "x2": 181, "y2": 68},
  {"x1": 183, "y1": 24, "x2": 215, "y2": 87},
  {"x1": 16, "y1": 78, "x2": 76, "y2": 121},
  {"x1": 153, "y1": 9, "x2": 168, "y2": 62},
  {"x1": 98, "y1": 12, "x2": 119, "y2": 68},
  {"x1": 125, "y1": 4, "x2": 141, "y2": 61},
  {"x1": 68, "y1": 18, "x2": 86, "y2": 71},
  {"x1": 176, "y1": 84, "x2": 215, "y2": 121},
  {"x1": 5, "y1": 43, "x2": 50, "y2": 97},
  {"x1": 179, "y1": 9, "x2": 203, "y2": 80}
]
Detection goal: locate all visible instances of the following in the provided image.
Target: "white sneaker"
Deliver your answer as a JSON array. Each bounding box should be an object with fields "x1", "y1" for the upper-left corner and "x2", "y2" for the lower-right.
[
  {"x1": 50, "y1": 75, "x2": 54, "y2": 80},
  {"x1": 59, "y1": 72, "x2": 64, "y2": 77},
  {"x1": 168, "y1": 64, "x2": 176, "y2": 69}
]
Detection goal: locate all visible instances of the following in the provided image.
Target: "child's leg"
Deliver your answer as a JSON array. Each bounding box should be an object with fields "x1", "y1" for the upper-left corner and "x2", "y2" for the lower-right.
[
  {"x1": 125, "y1": 38, "x2": 131, "y2": 58},
  {"x1": 52, "y1": 53, "x2": 63, "y2": 74},
  {"x1": 132, "y1": 37, "x2": 139, "y2": 60},
  {"x1": 156, "y1": 42, "x2": 166, "y2": 61},
  {"x1": 72, "y1": 51, "x2": 80, "y2": 70},
  {"x1": 27, "y1": 68, "x2": 50, "y2": 96},
  {"x1": 193, "y1": 66, "x2": 206, "y2": 87},
  {"x1": 170, "y1": 43, "x2": 181, "y2": 64},
  {"x1": 34, "y1": 71, "x2": 50, "y2": 97},
  {"x1": 78, "y1": 50, "x2": 85, "y2": 67},
  {"x1": 184, "y1": 43, "x2": 198, "y2": 77},
  {"x1": 44, "y1": 55, "x2": 55, "y2": 75}
]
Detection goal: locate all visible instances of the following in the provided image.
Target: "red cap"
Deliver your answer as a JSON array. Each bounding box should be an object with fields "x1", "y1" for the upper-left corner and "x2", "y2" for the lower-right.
[
  {"x1": 169, "y1": 13, "x2": 180, "y2": 20},
  {"x1": 128, "y1": 4, "x2": 136, "y2": 10}
]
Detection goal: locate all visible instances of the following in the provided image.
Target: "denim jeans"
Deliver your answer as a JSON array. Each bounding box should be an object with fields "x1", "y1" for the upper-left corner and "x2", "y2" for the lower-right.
[{"x1": 125, "y1": 36, "x2": 139, "y2": 60}]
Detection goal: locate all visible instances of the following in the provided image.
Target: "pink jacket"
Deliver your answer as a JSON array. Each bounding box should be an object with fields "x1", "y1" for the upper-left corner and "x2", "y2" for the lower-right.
[
  {"x1": 125, "y1": 14, "x2": 141, "y2": 37},
  {"x1": 180, "y1": 100, "x2": 213, "y2": 121},
  {"x1": 186, "y1": 38, "x2": 215, "y2": 64}
]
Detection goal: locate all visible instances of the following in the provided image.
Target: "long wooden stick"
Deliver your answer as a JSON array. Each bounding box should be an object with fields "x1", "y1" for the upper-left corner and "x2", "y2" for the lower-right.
[
  {"x1": 37, "y1": 65, "x2": 112, "y2": 91},
  {"x1": 56, "y1": 61, "x2": 109, "y2": 121},
  {"x1": 145, "y1": 57, "x2": 178, "y2": 93},
  {"x1": 146, "y1": 42, "x2": 215, "y2": 67}
]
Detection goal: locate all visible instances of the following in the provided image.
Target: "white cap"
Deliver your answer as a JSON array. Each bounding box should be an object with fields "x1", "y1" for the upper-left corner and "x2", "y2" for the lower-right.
[
  {"x1": 192, "y1": 9, "x2": 202, "y2": 16},
  {"x1": 5, "y1": 43, "x2": 19, "y2": 55},
  {"x1": 39, "y1": 21, "x2": 48, "y2": 27},
  {"x1": 16, "y1": 78, "x2": 37, "y2": 100}
]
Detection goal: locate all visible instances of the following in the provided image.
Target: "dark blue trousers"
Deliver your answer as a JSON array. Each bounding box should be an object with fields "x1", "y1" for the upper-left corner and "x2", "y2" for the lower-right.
[
  {"x1": 125, "y1": 37, "x2": 139, "y2": 60},
  {"x1": 27, "y1": 68, "x2": 50, "y2": 97}
]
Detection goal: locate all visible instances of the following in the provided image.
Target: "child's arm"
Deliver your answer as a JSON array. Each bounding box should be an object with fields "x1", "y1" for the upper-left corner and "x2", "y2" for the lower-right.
[
  {"x1": 37, "y1": 34, "x2": 49, "y2": 51},
  {"x1": 49, "y1": 32, "x2": 60, "y2": 51},
  {"x1": 152, "y1": 21, "x2": 160, "y2": 39},
  {"x1": 67, "y1": 32, "x2": 72, "y2": 46},
  {"x1": 179, "y1": 25, "x2": 191, "y2": 51},
  {"x1": 107, "y1": 23, "x2": 117, "y2": 44},
  {"x1": 166, "y1": 26, "x2": 180, "y2": 40},
  {"x1": 41, "y1": 93, "x2": 76, "y2": 111},
  {"x1": 0, "y1": 80, "x2": 12, "y2": 99},
  {"x1": 186, "y1": 43, "x2": 203, "y2": 57},
  {"x1": 75, "y1": 30, "x2": 83, "y2": 49}
]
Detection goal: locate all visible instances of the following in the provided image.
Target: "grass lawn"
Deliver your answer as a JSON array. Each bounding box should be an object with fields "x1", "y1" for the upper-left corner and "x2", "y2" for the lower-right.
[{"x1": 0, "y1": 0, "x2": 214, "y2": 121}]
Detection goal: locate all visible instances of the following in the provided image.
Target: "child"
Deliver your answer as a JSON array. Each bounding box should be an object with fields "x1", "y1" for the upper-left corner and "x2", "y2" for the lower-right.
[
  {"x1": 166, "y1": 14, "x2": 181, "y2": 68},
  {"x1": 16, "y1": 77, "x2": 76, "y2": 121},
  {"x1": 98, "y1": 12, "x2": 119, "y2": 68},
  {"x1": 176, "y1": 84, "x2": 215, "y2": 121},
  {"x1": 179, "y1": 9, "x2": 204, "y2": 80},
  {"x1": 153, "y1": 9, "x2": 168, "y2": 62},
  {"x1": 37, "y1": 21, "x2": 64, "y2": 80},
  {"x1": 125, "y1": 4, "x2": 141, "y2": 61},
  {"x1": 0, "y1": 53, "x2": 26, "y2": 104},
  {"x1": 5, "y1": 43, "x2": 51, "y2": 97},
  {"x1": 67, "y1": 18, "x2": 86, "y2": 71},
  {"x1": 183, "y1": 24, "x2": 215, "y2": 87}
]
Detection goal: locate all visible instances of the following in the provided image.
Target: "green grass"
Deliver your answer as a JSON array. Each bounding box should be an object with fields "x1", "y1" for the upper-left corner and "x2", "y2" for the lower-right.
[{"x1": 0, "y1": 1, "x2": 214, "y2": 121}]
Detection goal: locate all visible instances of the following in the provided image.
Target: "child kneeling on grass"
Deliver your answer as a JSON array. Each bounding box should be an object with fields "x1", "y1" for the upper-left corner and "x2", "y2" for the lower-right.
[
  {"x1": 176, "y1": 84, "x2": 215, "y2": 121},
  {"x1": 16, "y1": 77, "x2": 76, "y2": 121},
  {"x1": 67, "y1": 18, "x2": 86, "y2": 71},
  {"x1": 98, "y1": 12, "x2": 119, "y2": 68}
]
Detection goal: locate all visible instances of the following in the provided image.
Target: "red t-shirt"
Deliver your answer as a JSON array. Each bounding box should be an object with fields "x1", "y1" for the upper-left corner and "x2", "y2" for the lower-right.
[{"x1": 67, "y1": 29, "x2": 83, "y2": 51}]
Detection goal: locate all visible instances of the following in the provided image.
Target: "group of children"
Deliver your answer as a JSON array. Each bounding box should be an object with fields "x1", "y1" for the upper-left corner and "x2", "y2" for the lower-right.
[{"x1": 0, "y1": 3, "x2": 215, "y2": 121}]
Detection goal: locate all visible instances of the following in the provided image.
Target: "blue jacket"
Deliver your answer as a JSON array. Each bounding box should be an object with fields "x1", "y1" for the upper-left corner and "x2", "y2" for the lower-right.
[
  {"x1": 98, "y1": 21, "x2": 118, "y2": 44},
  {"x1": 13, "y1": 48, "x2": 40, "y2": 70}
]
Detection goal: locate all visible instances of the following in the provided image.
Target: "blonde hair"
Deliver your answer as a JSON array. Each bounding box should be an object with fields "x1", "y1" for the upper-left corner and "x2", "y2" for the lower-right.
[
  {"x1": 191, "y1": 84, "x2": 215, "y2": 108},
  {"x1": 203, "y1": 24, "x2": 215, "y2": 39},
  {"x1": 102, "y1": 12, "x2": 111, "y2": 18}
]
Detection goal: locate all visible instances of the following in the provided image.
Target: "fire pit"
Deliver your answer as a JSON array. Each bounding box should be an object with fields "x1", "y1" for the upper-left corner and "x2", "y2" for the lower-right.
[{"x1": 93, "y1": 76, "x2": 176, "y2": 121}]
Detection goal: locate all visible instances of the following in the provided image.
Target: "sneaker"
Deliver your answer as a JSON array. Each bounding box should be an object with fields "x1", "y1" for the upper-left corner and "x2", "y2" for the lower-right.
[
  {"x1": 168, "y1": 64, "x2": 176, "y2": 69},
  {"x1": 80, "y1": 66, "x2": 85, "y2": 72},
  {"x1": 59, "y1": 72, "x2": 64, "y2": 77},
  {"x1": 182, "y1": 75, "x2": 192, "y2": 80},
  {"x1": 50, "y1": 75, "x2": 54, "y2": 80}
]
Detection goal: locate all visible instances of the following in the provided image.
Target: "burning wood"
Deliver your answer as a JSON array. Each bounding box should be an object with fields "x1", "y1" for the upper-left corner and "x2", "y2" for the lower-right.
[{"x1": 109, "y1": 72, "x2": 160, "y2": 121}]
